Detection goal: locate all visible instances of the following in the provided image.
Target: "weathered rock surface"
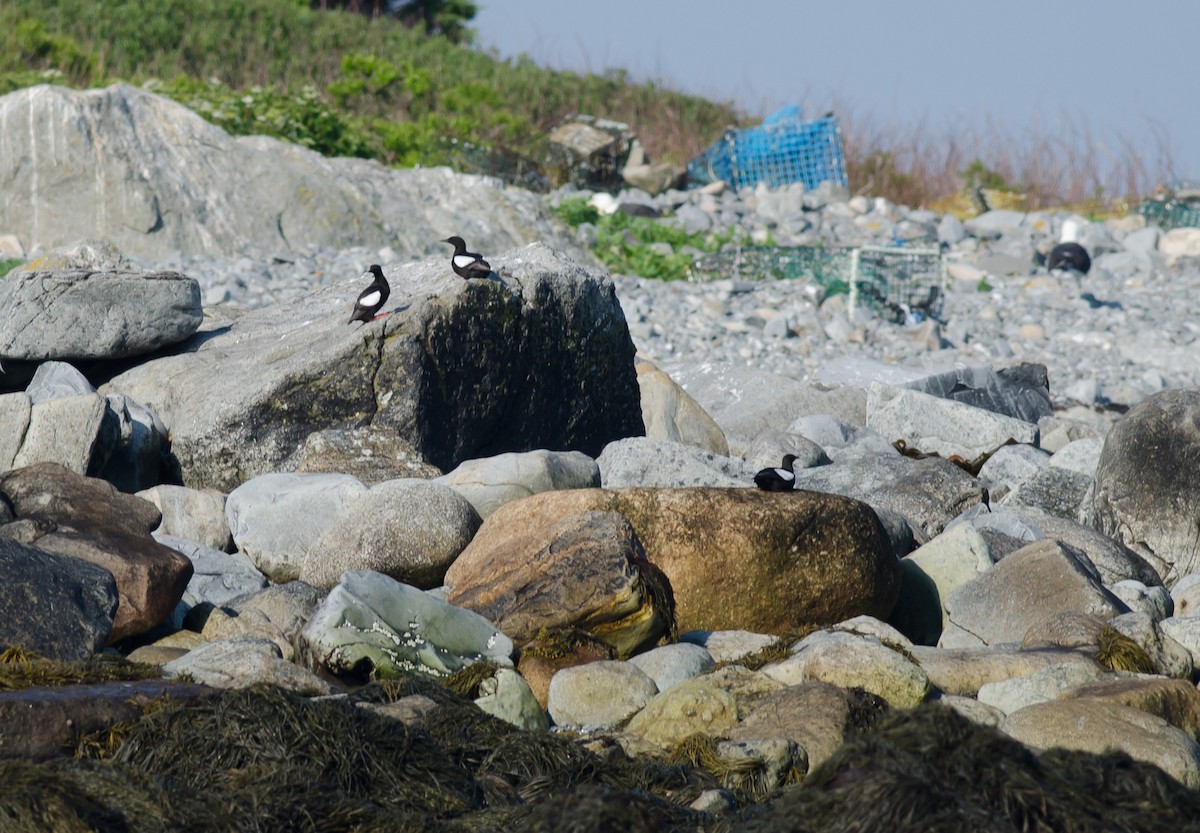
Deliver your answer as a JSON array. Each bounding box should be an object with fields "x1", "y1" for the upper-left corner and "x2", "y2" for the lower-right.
[
  {"x1": 625, "y1": 665, "x2": 785, "y2": 748},
  {"x1": 727, "y1": 680, "x2": 873, "y2": 770},
  {"x1": 435, "y1": 449, "x2": 600, "y2": 519},
  {"x1": 910, "y1": 644, "x2": 1103, "y2": 697},
  {"x1": 459, "y1": 487, "x2": 898, "y2": 635},
  {"x1": 866, "y1": 382, "x2": 1039, "y2": 461},
  {"x1": 301, "y1": 478, "x2": 481, "y2": 590},
  {"x1": 1001, "y1": 506, "x2": 1162, "y2": 586},
  {"x1": 0, "y1": 361, "x2": 169, "y2": 492},
  {"x1": 288, "y1": 426, "x2": 443, "y2": 485},
  {"x1": 763, "y1": 629, "x2": 931, "y2": 708},
  {"x1": 226, "y1": 472, "x2": 367, "y2": 582},
  {"x1": 0, "y1": 538, "x2": 118, "y2": 660},
  {"x1": 597, "y1": 436, "x2": 757, "y2": 488},
  {"x1": 0, "y1": 463, "x2": 192, "y2": 642},
  {"x1": 941, "y1": 539, "x2": 1128, "y2": 648},
  {"x1": 446, "y1": 510, "x2": 673, "y2": 656},
  {"x1": 1003, "y1": 699, "x2": 1200, "y2": 788},
  {"x1": 163, "y1": 636, "x2": 333, "y2": 695},
  {"x1": 106, "y1": 245, "x2": 643, "y2": 489},
  {"x1": 139, "y1": 484, "x2": 232, "y2": 553},
  {"x1": 1060, "y1": 676, "x2": 1200, "y2": 740},
  {"x1": 636, "y1": 360, "x2": 729, "y2": 455},
  {"x1": 299, "y1": 570, "x2": 513, "y2": 679},
  {"x1": 546, "y1": 660, "x2": 658, "y2": 729},
  {"x1": 155, "y1": 534, "x2": 267, "y2": 609},
  {"x1": 0, "y1": 267, "x2": 201, "y2": 361},
  {"x1": 794, "y1": 453, "x2": 985, "y2": 542},
  {"x1": 895, "y1": 361, "x2": 1054, "y2": 424},
  {"x1": 0, "y1": 84, "x2": 594, "y2": 264},
  {"x1": 627, "y1": 642, "x2": 714, "y2": 692},
  {"x1": 1092, "y1": 388, "x2": 1200, "y2": 586},
  {"x1": 662, "y1": 362, "x2": 867, "y2": 453}
]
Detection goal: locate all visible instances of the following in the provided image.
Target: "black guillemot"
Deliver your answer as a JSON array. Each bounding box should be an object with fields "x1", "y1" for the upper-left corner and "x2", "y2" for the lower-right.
[
  {"x1": 348, "y1": 264, "x2": 390, "y2": 324},
  {"x1": 1047, "y1": 242, "x2": 1091, "y2": 275},
  {"x1": 1047, "y1": 219, "x2": 1091, "y2": 275},
  {"x1": 442, "y1": 236, "x2": 492, "y2": 280},
  {"x1": 754, "y1": 454, "x2": 799, "y2": 492}
]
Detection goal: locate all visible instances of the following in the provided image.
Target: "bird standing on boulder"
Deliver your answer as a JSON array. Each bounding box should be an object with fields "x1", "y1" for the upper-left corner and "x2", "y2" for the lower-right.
[
  {"x1": 348, "y1": 264, "x2": 390, "y2": 324},
  {"x1": 754, "y1": 454, "x2": 799, "y2": 492},
  {"x1": 442, "y1": 236, "x2": 492, "y2": 280}
]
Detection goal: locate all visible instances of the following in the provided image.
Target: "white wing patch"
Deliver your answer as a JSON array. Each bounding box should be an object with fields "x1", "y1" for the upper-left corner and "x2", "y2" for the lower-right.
[
  {"x1": 359, "y1": 289, "x2": 381, "y2": 307},
  {"x1": 777, "y1": 469, "x2": 796, "y2": 481},
  {"x1": 453, "y1": 254, "x2": 476, "y2": 269}
]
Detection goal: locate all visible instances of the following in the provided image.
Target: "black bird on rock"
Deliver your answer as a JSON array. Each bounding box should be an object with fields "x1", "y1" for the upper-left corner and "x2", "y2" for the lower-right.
[
  {"x1": 1047, "y1": 242, "x2": 1092, "y2": 275},
  {"x1": 348, "y1": 264, "x2": 390, "y2": 324},
  {"x1": 754, "y1": 454, "x2": 799, "y2": 492},
  {"x1": 442, "y1": 236, "x2": 492, "y2": 280}
]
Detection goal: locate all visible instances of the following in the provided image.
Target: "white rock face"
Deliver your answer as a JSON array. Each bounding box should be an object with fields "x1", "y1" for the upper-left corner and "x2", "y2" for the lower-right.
[{"x1": 0, "y1": 84, "x2": 594, "y2": 264}]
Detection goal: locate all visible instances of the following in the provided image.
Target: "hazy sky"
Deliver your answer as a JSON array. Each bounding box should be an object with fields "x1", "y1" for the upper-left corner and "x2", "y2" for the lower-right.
[{"x1": 474, "y1": 0, "x2": 1199, "y2": 188}]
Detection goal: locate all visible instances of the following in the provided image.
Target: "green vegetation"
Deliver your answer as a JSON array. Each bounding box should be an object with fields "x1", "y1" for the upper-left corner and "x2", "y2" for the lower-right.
[
  {"x1": 551, "y1": 197, "x2": 738, "y2": 281},
  {"x1": 0, "y1": 259, "x2": 24, "y2": 278},
  {"x1": 0, "y1": 0, "x2": 740, "y2": 178}
]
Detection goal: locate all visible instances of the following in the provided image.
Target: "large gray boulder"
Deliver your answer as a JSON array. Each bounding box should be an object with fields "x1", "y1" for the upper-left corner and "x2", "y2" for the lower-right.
[
  {"x1": 661, "y1": 361, "x2": 867, "y2": 454},
  {"x1": 0, "y1": 84, "x2": 594, "y2": 264},
  {"x1": 301, "y1": 479, "x2": 481, "y2": 590},
  {"x1": 0, "y1": 268, "x2": 201, "y2": 360},
  {"x1": 435, "y1": 449, "x2": 600, "y2": 519},
  {"x1": 106, "y1": 245, "x2": 643, "y2": 490},
  {"x1": 597, "y1": 436, "x2": 756, "y2": 488},
  {"x1": 866, "y1": 383, "x2": 1039, "y2": 462},
  {"x1": 1092, "y1": 389, "x2": 1200, "y2": 586},
  {"x1": 226, "y1": 472, "x2": 368, "y2": 582},
  {"x1": 794, "y1": 453, "x2": 985, "y2": 543},
  {"x1": 940, "y1": 539, "x2": 1129, "y2": 648}
]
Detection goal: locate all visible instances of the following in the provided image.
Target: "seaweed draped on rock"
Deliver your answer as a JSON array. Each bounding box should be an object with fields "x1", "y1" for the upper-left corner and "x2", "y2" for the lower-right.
[{"x1": 104, "y1": 244, "x2": 645, "y2": 491}]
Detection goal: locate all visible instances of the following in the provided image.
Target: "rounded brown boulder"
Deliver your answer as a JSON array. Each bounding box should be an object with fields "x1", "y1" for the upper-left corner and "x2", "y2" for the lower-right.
[{"x1": 448, "y1": 487, "x2": 899, "y2": 636}]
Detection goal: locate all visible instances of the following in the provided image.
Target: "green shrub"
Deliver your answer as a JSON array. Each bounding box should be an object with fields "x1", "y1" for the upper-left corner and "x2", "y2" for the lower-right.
[
  {"x1": 156, "y1": 77, "x2": 376, "y2": 158},
  {"x1": 0, "y1": 258, "x2": 24, "y2": 278},
  {"x1": 552, "y1": 197, "x2": 737, "y2": 281}
]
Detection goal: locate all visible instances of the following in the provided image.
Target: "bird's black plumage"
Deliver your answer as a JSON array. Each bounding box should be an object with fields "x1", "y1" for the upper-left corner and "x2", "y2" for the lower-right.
[
  {"x1": 1047, "y1": 242, "x2": 1091, "y2": 275},
  {"x1": 754, "y1": 454, "x2": 799, "y2": 492},
  {"x1": 348, "y1": 264, "x2": 390, "y2": 324},
  {"x1": 442, "y1": 236, "x2": 492, "y2": 280}
]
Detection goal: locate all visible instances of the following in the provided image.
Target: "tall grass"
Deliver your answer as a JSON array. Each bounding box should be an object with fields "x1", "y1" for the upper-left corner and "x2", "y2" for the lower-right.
[{"x1": 833, "y1": 102, "x2": 1173, "y2": 210}]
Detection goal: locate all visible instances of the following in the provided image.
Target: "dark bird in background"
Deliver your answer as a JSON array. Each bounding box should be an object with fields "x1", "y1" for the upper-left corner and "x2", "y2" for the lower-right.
[
  {"x1": 348, "y1": 264, "x2": 390, "y2": 324},
  {"x1": 1047, "y1": 219, "x2": 1091, "y2": 275},
  {"x1": 754, "y1": 454, "x2": 799, "y2": 492},
  {"x1": 1047, "y1": 242, "x2": 1092, "y2": 275},
  {"x1": 442, "y1": 236, "x2": 492, "y2": 280}
]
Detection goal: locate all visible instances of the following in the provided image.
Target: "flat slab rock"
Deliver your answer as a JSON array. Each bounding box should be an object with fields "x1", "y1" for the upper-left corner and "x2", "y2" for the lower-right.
[{"x1": 0, "y1": 269, "x2": 201, "y2": 361}]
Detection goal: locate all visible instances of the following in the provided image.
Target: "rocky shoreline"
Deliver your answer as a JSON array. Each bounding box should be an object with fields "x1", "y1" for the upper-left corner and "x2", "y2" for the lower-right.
[{"x1": 3, "y1": 82, "x2": 1200, "y2": 832}]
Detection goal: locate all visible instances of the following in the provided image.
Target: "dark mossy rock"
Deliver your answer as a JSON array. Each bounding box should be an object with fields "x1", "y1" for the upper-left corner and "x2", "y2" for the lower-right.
[
  {"x1": 0, "y1": 539, "x2": 118, "y2": 661},
  {"x1": 0, "y1": 463, "x2": 193, "y2": 643},
  {"x1": 107, "y1": 245, "x2": 644, "y2": 490}
]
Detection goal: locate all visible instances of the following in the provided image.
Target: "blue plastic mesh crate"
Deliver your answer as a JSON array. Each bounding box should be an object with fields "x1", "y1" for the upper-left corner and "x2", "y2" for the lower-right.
[{"x1": 687, "y1": 106, "x2": 848, "y2": 191}]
